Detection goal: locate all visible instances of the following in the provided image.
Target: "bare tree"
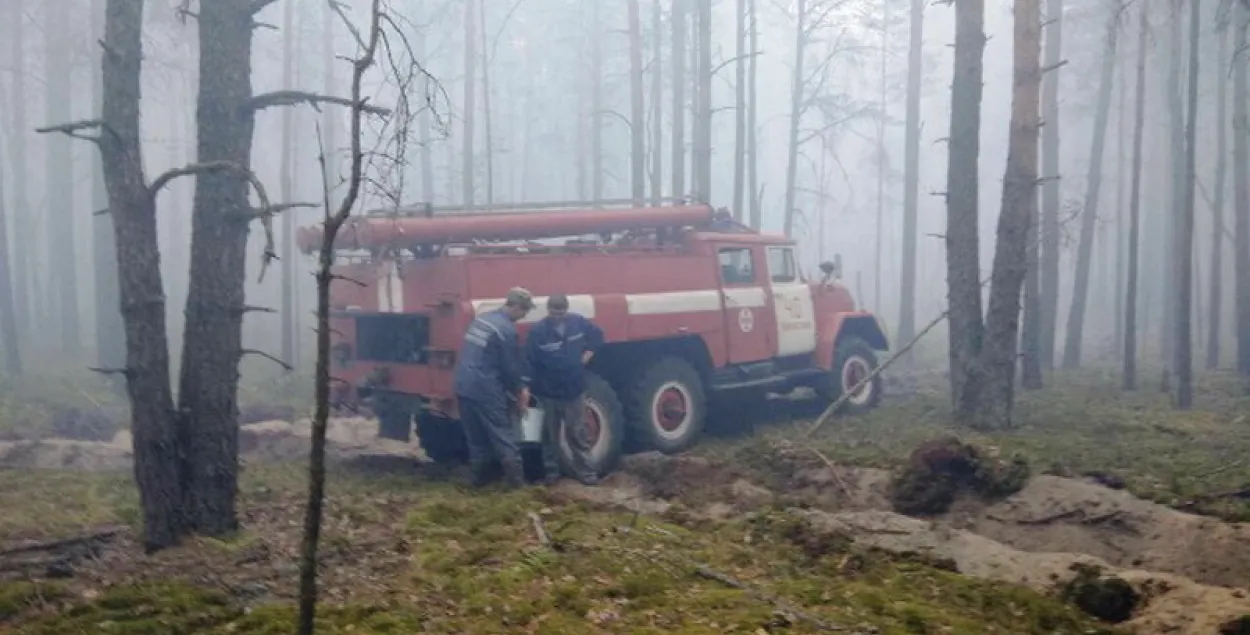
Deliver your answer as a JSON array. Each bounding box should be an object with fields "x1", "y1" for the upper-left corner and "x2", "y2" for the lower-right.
[
  {"x1": 694, "y1": 0, "x2": 713, "y2": 202},
  {"x1": 628, "y1": 0, "x2": 647, "y2": 204},
  {"x1": 280, "y1": 0, "x2": 298, "y2": 372},
  {"x1": 0, "y1": 152, "x2": 19, "y2": 374},
  {"x1": 1238, "y1": 2, "x2": 1250, "y2": 377},
  {"x1": 671, "y1": 0, "x2": 687, "y2": 200},
  {"x1": 1208, "y1": 20, "x2": 1229, "y2": 370},
  {"x1": 733, "y1": 0, "x2": 747, "y2": 219},
  {"x1": 1061, "y1": 1, "x2": 1120, "y2": 369},
  {"x1": 897, "y1": 0, "x2": 924, "y2": 352},
  {"x1": 43, "y1": 0, "x2": 82, "y2": 354},
  {"x1": 591, "y1": 0, "x2": 604, "y2": 203},
  {"x1": 1123, "y1": 3, "x2": 1148, "y2": 391},
  {"x1": 478, "y1": 0, "x2": 495, "y2": 205},
  {"x1": 650, "y1": 0, "x2": 663, "y2": 205},
  {"x1": 5, "y1": 0, "x2": 31, "y2": 347},
  {"x1": 747, "y1": 0, "x2": 760, "y2": 228},
  {"x1": 462, "y1": 0, "x2": 476, "y2": 206},
  {"x1": 1039, "y1": 0, "x2": 1064, "y2": 373},
  {"x1": 297, "y1": 1, "x2": 389, "y2": 630},
  {"x1": 1172, "y1": 0, "x2": 1200, "y2": 409},
  {"x1": 783, "y1": 0, "x2": 809, "y2": 237},
  {"x1": 93, "y1": 0, "x2": 124, "y2": 380}
]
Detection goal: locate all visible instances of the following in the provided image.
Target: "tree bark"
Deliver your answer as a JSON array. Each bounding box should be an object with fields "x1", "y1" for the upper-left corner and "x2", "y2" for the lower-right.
[
  {"x1": 1208, "y1": 23, "x2": 1228, "y2": 370},
  {"x1": 1172, "y1": 0, "x2": 1200, "y2": 409},
  {"x1": 977, "y1": 0, "x2": 1041, "y2": 428},
  {"x1": 1123, "y1": 5, "x2": 1148, "y2": 391},
  {"x1": 783, "y1": 0, "x2": 807, "y2": 237},
  {"x1": 591, "y1": 0, "x2": 604, "y2": 203},
  {"x1": 322, "y1": 0, "x2": 340, "y2": 202},
  {"x1": 732, "y1": 0, "x2": 746, "y2": 219},
  {"x1": 898, "y1": 0, "x2": 924, "y2": 351},
  {"x1": 747, "y1": 0, "x2": 760, "y2": 229},
  {"x1": 6, "y1": 0, "x2": 31, "y2": 344},
  {"x1": 44, "y1": 0, "x2": 81, "y2": 354},
  {"x1": 1160, "y1": 1, "x2": 1184, "y2": 389},
  {"x1": 944, "y1": 0, "x2": 986, "y2": 420},
  {"x1": 99, "y1": 0, "x2": 184, "y2": 551},
  {"x1": 1237, "y1": 1, "x2": 1250, "y2": 376},
  {"x1": 1061, "y1": 5, "x2": 1118, "y2": 369},
  {"x1": 670, "y1": 0, "x2": 686, "y2": 200},
  {"x1": 178, "y1": 0, "x2": 262, "y2": 537},
  {"x1": 417, "y1": 20, "x2": 435, "y2": 203},
  {"x1": 0, "y1": 150, "x2": 19, "y2": 374},
  {"x1": 280, "y1": 0, "x2": 297, "y2": 371},
  {"x1": 479, "y1": 0, "x2": 495, "y2": 206},
  {"x1": 628, "y1": 0, "x2": 646, "y2": 205},
  {"x1": 1039, "y1": 0, "x2": 1062, "y2": 372}
]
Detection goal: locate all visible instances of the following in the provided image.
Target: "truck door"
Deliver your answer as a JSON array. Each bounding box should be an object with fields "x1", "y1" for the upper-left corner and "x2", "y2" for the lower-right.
[
  {"x1": 766, "y1": 246, "x2": 817, "y2": 358},
  {"x1": 717, "y1": 245, "x2": 776, "y2": 364}
]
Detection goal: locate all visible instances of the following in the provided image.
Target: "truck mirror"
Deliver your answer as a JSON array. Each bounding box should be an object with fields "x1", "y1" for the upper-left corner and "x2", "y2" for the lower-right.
[{"x1": 818, "y1": 255, "x2": 842, "y2": 281}]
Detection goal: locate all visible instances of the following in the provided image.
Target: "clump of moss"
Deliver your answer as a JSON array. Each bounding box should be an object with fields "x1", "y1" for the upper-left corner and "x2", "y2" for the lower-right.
[
  {"x1": 889, "y1": 436, "x2": 1030, "y2": 515},
  {"x1": 1059, "y1": 563, "x2": 1140, "y2": 623},
  {"x1": 1220, "y1": 615, "x2": 1250, "y2": 635}
]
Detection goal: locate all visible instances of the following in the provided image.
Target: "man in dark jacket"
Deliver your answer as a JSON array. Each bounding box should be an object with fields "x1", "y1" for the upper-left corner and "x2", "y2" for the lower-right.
[
  {"x1": 525, "y1": 294, "x2": 605, "y2": 486},
  {"x1": 454, "y1": 287, "x2": 534, "y2": 488}
]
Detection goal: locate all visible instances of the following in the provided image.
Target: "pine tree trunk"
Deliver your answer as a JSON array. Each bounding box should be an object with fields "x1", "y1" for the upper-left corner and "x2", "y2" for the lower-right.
[
  {"x1": 628, "y1": 0, "x2": 646, "y2": 204},
  {"x1": 671, "y1": 0, "x2": 686, "y2": 200},
  {"x1": 6, "y1": 0, "x2": 31, "y2": 344},
  {"x1": 462, "y1": 0, "x2": 476, "y2": 206},
  {"x1": 417, "y1": 21, "x2": 435, "y2": 203},
  {"x1": 479, "y1": 0, "x2": 495, "y2": 206},
  {"x1": 695, "y1": 0, "x2": 712, "y2": 202},
  {"x1": 1207, "y1": 21, "x2": 1228, "y2": 370},
  {"x1": 1160, "y1": 2, "x2": 1184, "y2": 389},
  {"x1": 1172, "y1": 0, "x2": 1200, "y2": 409},
  {"x1": 591, "y1": 0, "x2": 604, "y2": 203},
  {"x1": 650, "y1": 0, "x2": 663, "y2": 205},
  {"x1": 280, "y1": 0, "x2": 296, "y2": 371},
  {"x1": 97, "y1": 0, "x2": 184, "y2": 551},
  {"x1": 1061, "y1": 5, "x2": 1118, "y2": 369},
  {"x1": 783, "y1": 0, "x2": 806, "y2": 238},
  {"x1": 977, "y1": 0, "x2": 1041, "y2": 428},
  {"x1": 731, "y1": 0, "x2": 746, "y2": 219},
  {"x1": 44, "y1": 0, "x2": 81, "y2": 354},
  {"x1": 945, "y1": 0, "x2": 986, "y2": 420},
  {"x1": 92, "y1": 0, "x2": 124, "y2": 380},
  {"x1": 898, "y1": 0, "x2": 924, "y2": 351},
  {"x1": 1123, "y1": 5, "x2": 1148, "y2": 391},
  {"x1": 1039, "y1": 0, "x2": 1063, "y2": 372},
  {"x1": 0, "y1": 155, "x2": 19, "y2": 374},
  {"x1": 178, "y1": 0, "x2": 261, "y2": 537},
  {"x1": 1237, "y1": 2, "x2": 1250, "y2": 376},
  {"x1": 747, "y1": 0, "x2": 760, "y2": 228}
]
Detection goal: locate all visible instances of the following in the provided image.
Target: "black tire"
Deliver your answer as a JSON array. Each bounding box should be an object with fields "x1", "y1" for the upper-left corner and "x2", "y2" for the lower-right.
[
  {"x1": 623, "y1": 357, "x2": 707, "y2": 454},
  {"x1": 819, "y1": 336, "x2": 883, "y2": 415},
  {"x1": 557, "y1": 372, "x2": 626, "y2": 477},
  {"x1": 374, "y1": 391, "x2": 414, "y2": 442},
  {"x1": 415, "y1": 410, "x2": 470, "y2": 465}
]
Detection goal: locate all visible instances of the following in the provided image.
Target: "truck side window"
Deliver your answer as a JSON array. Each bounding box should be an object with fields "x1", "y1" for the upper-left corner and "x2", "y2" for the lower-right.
[
  {"x1": 767, "y1": 247, "x2": 797, "y2": 283},
  {"x1": 718, "y1": 247, "x2": 755, "y2": 285}
]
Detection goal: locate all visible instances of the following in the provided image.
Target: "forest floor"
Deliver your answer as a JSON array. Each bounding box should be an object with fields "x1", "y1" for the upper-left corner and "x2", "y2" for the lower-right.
[{"x1": 0, "y1": 369, "x2": 1249, "y2": 634}]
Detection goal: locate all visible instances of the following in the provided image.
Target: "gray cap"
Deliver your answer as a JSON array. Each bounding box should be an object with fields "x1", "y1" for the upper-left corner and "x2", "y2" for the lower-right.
[{"x1": 506, "y1": 286, "x2": 535, "y2": 310}]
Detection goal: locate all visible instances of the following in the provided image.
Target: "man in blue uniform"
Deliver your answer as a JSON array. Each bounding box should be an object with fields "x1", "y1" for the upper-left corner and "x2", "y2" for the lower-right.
[
  {"x1": 525, "y1": 294, "x2": 604, "y2": 486},
  {"x1": 454, "y1": 287, "x2": 534, "y2": 488}
]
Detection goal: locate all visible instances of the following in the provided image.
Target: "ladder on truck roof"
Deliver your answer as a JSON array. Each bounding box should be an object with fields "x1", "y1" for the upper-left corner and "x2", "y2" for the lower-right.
[{"x1": 365, "y1": 197, "x2": 703, "y2": 218}]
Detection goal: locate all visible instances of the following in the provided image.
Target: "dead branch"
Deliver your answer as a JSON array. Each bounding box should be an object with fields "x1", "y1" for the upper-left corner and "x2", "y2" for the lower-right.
[
  {"x1": 241, "y1": 348, "x2": 293, "y2": 371},
  {"x1": 1041, "y1": 60, "x2": 1069, "y2": 73},
  {"x1": 242, "y1": 90, "x2": 392, "y2": 116},
  {"x1": 147, "y1": 160, "x2": 278, "y2": 281},
  {"x1": 528, "y1": 512, "x2": 552, "y2": 548},
  {"x1": 87, "y1": 366, "x2": 131, "y2": 377},
  {"x1": 34, "y1": 118, "x2": 110, "y2": 144},
  {"x1": 249, "y1": 0, "x2": 281, "y2": 15},
  {"x1": 0, "y1": 527, "x2": 125, "y2": 558},
  {"x1": 241, "y1": 305, "x2": 278, "y2": 314}
]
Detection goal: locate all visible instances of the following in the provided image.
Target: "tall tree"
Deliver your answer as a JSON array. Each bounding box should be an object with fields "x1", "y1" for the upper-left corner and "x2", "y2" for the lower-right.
[
  {"x1": 650, "y1": 0, "x2": 663, "y2": 205},
  {"x1": 591, "y1": 0, "x2": 604, "y2": 203},
  {"x1": 1238, "y1": 1, "x2": 1250, "y2": 376},
  {"x1": 1173, "y1": 0, "x2": 1200, "y2": 408},
  {"x1": 1160, "y1": 0, "x2": 1184, "y2": 389},
  {"x1": 783, "y1": 0, "x2": 808, "y2": 237},
  {"x1": 6, "y1": 0, "x2": 31, "y2": 345},
  {"x1": 694, "y1": 0, "x2": 713, "y2": 202},
  {"x1": 733, "y1": 0, "x2": 747, "y2": 219},
  {"x1": 944, "y1": 0, "x2": 986, "y2": 419},
  {"x1": 1061, "y1": 2, "x2": 1119, "y2": 369},
  {"x1": 1207, "y1": 21, "x2": 1229, "y2": 370},
  {"x1": 280, "y1": 0, "x2": 297, "y2": 371},
  {"x1": 44, "y1": 0, "x2": 81, "y2": 353},
  {"x1": 628, "y1": 0, "x2": 646, "y2": 204},
  {"x1": 1123, "y1": 4, "x2": 1148, "y2": 391},
  {"x1": 479, "y1": 0, "x2": 495, "y2": 205},
  {"x1": 747, "y1": 0, "x2": 760, "y2": 228},
  {"x1": 1039, "y1": 0, "x2": 1063, "y2": 372},
  {"x1": 671, "y1": 0, "x2": 686, "y2": 200},
  {"x1": 93, "y1": 0, "x2": 124, "y2": 378},
  {"x1": 897, "y1": 0, "x2": 925, "y2": 352},
  {"x1": 0, "y1": 147, "x2": 19, "y2": 374}
]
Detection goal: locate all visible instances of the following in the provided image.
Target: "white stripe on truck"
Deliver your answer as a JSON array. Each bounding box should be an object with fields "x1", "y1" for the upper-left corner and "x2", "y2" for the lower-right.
[
  {"x1": 471, "y1": 287, "x2": 777, "y2": 319},
  {"x1": 472, "y1": 294, "x2": 597, "y2": 324}
]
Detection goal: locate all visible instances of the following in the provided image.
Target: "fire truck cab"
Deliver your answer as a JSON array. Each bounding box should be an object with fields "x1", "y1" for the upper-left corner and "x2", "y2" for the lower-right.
[{"x1": 296, "y1": 200, "x2": 888, "y2": 477}]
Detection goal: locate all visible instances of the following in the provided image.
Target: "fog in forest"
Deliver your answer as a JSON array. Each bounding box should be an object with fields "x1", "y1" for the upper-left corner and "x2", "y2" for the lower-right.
[{"x1": 0, "y1": 0, "x2": 1244, "y2": 383}]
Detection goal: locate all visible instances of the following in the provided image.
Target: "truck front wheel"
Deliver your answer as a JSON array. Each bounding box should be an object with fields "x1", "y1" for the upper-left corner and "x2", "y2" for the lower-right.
[
  {"x1": 559, "y1": 372, "x2": 626, "y2": 477},
  {"x1": 625, "y1": 357, "x2": 707, "y2": 454},
  {"x1": 819, "y1": 336, "x2": 883, "y2": 415}
]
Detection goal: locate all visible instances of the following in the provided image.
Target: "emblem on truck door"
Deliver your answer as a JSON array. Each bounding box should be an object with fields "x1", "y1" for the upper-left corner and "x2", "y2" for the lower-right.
[{"x1": 738, "y1": 307, "x2": 754, "y2": 333}]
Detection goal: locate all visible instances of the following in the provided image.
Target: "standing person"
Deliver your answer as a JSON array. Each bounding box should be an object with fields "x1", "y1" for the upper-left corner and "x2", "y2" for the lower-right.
[
  {"x1": 525, "y1": 294, "x2": 605, "y2": 486},
  {"x1": 453, "y1": 287, "x2": 534, "y2": 488}
]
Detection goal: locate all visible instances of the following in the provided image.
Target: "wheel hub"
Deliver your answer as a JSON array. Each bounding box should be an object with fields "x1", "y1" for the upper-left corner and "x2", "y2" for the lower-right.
[{"x1": 655, "y1": 387, "x2": 689, "y2": 431}]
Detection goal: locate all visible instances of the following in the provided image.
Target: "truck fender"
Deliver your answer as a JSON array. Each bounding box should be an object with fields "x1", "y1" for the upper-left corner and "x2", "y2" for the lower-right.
[{"x1": 815, "y1": 312, "x2": 890, "y2": 370}]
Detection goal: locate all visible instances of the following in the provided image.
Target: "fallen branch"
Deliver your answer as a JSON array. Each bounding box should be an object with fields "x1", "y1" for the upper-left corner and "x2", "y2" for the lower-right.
[
  {"x1": 242, "y1": 90, "x2": 392, "y2": 116},
  {"x1": 528, "y1": 512, "x2": 552, "y2": 548},
  {"x1": 0, "y1": 526, "x2": 125, "y2": 559}
]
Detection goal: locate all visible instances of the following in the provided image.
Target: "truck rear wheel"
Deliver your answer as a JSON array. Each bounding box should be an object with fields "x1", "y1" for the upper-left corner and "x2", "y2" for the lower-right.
[
  {"x1": 819, "y1": 336, "x2": 883, "y2": 415},
  {"x1": 415, "y1": 411, "x2": 469, "y2": 465},
  {"x1": 625, "y1": 357, "x2": 707, "y2": 454},
  {"x1": 558, "y1": 372, "x2": 626, "y2": 477}
]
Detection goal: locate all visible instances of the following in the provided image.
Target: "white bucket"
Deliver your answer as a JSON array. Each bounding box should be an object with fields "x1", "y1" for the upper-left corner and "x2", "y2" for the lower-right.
[{"x1": 519, "y1": 406, "x2": 545, "y2": 444}]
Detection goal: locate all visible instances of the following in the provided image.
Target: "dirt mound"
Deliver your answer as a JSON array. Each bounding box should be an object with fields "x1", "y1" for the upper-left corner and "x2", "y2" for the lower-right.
[{"x1": 889, "y1": 436, "x2": 1030, "y2": 515}]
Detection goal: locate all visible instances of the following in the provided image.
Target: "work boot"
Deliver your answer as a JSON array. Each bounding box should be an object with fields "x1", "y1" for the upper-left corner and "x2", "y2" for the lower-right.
[
  {"x1": 468, "y1": 461, "x2": 493, "y2": 488},
  {"x1": 500, "y1": 459, "x2": 526, "y2": 490}
]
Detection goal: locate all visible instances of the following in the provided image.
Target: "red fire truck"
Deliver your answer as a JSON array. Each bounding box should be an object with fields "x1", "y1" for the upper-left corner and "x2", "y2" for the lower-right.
[{"x1": 295, "y1": 200, "x2": 888, "y2": 476}]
